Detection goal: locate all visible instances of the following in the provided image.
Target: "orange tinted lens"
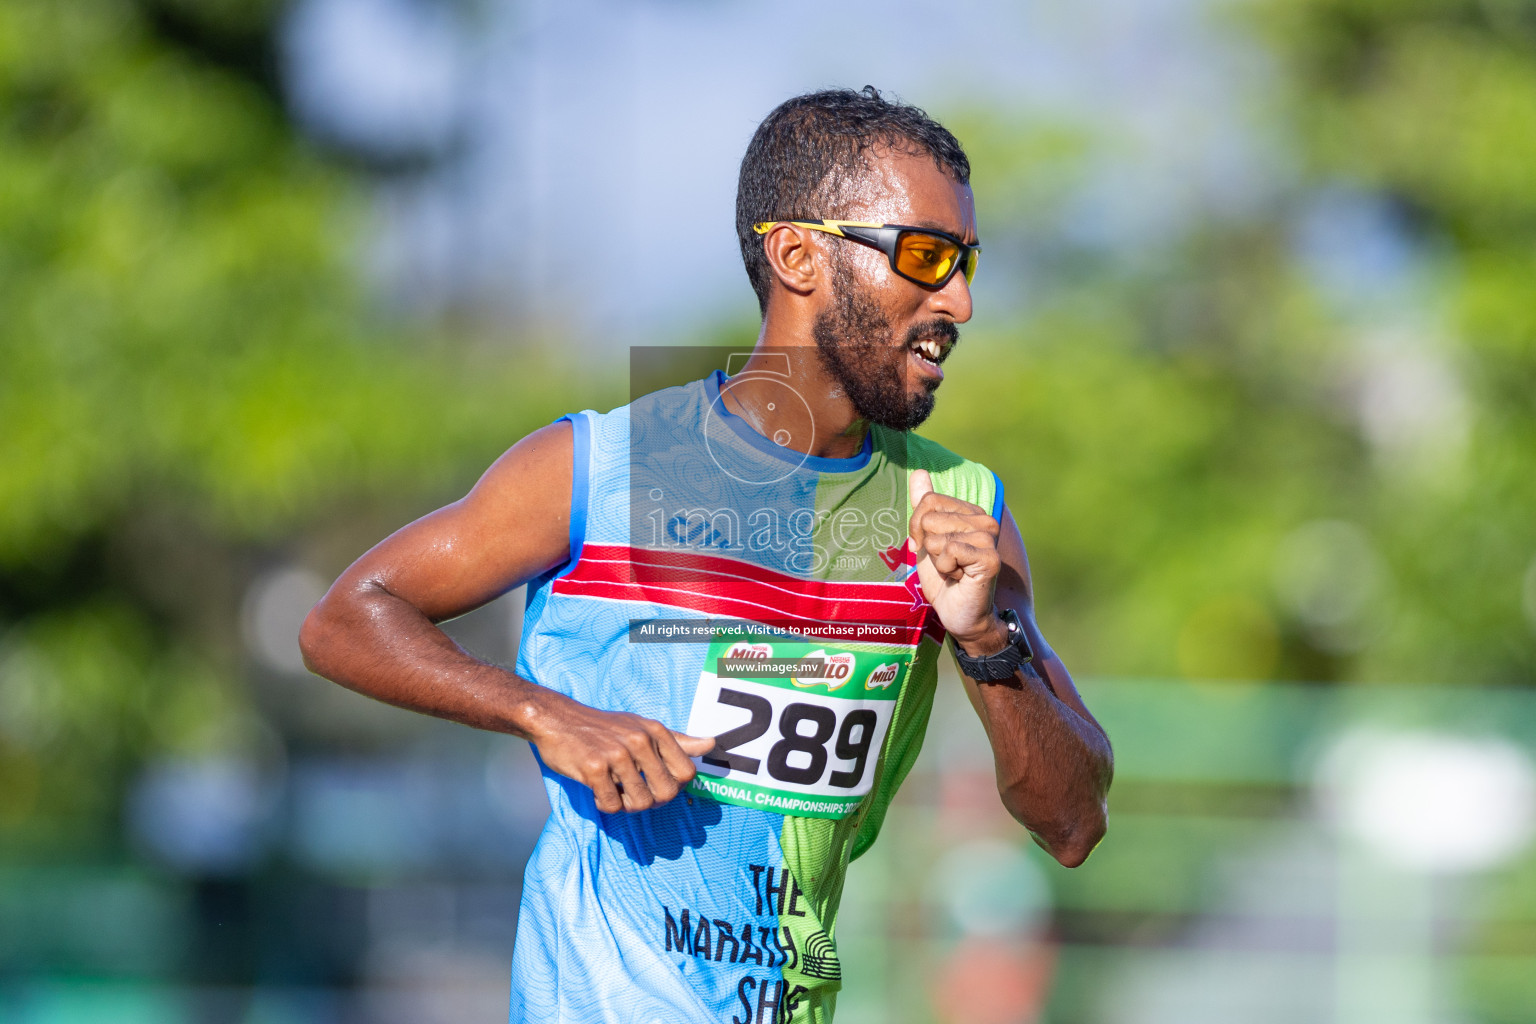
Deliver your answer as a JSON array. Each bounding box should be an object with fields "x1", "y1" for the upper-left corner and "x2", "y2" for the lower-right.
[
  {"x1": 895, "y1": 231, "x2": 961, "y2": 285},
  {"x1": 962, "y1": 247, "x2": 979, "y2": 284}
]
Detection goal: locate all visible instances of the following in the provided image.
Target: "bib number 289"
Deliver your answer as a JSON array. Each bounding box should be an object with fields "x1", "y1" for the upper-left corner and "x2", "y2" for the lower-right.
[
  {"x1": 687, "y1": 675, "x2": 896, "y2": 805},
  {"x1": 702, "y1": 689, "x2": 879, "y2": 789}
]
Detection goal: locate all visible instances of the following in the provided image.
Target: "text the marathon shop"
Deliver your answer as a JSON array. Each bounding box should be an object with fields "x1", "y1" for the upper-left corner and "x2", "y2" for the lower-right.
[{"x1": 660, "y1": 864, "x2": 840, "y2": 1024}]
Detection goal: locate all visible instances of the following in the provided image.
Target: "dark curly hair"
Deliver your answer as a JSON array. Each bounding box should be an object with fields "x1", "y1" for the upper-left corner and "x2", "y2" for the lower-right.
[{"x1": 735, "y1": 86, "x2": 971, "y2": 316}]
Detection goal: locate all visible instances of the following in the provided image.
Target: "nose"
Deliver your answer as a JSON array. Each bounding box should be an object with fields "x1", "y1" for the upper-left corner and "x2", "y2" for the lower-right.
[{"x1": 927, "y1": 267, "x2": 973, "y2": 324}]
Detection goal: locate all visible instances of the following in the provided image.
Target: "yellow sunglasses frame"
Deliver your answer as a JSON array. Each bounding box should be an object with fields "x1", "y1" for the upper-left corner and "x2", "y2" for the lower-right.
[{"x1": 752, "y1": 219, "x2": 980, "y2": 288}]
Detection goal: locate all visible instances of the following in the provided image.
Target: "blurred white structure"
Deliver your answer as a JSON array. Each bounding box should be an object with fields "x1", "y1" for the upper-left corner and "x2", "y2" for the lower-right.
[
  {"x1": 241, "y1": 564, "x2": 329, "y2": 675},
  {"x1": 1316, "y1": 727, "x2": 1536, "y2": 1024},
  {"x1": 1316, "y1": 727, "x2": 1536, "y2": 874}
]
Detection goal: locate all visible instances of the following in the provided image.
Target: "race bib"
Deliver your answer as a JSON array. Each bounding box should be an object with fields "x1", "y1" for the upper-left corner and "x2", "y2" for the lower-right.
[{"x1": 685, "y1": 633, "x2": 913, "y2": 819}]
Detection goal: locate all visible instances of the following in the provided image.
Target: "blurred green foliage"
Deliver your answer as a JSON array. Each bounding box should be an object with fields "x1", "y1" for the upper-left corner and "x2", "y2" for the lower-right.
[
  {"x1": 0, "y1": 0, "x2": 1532, "y2": 907},
  {"x1": 0, "y1": 0, "x2": 1534, "y2": 1019},
  {"x1": 936, "y1": 5, "x2": 1536, "y2": 1016},
  {"x1": 1253, "y1": 5, "x2": 1536, "y2": 1017},
  {"x1": 1252, "y1": 0, "x2": 1536, "y2": 687},
  {"x1": 0, "y1": 0, "x2": 571, "y2": 851},
  {"x1": 925, "y1": 0, "x2": 1536, "y2": 691}
]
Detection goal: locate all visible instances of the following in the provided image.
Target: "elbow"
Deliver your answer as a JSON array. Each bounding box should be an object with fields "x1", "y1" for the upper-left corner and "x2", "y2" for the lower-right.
[
  {"x1": 1045, "y1": 812, "x2": 1106, "y2": 868},
  {"x1": 1041, "y1": 745, "x2": 1113, "y2": 867},
  {"x1": 298, "y1": 598, "x2": 338, "y2": 678},
  {"x1": 1004, "y1": 792, "x2": 1108, "y2": 868}
]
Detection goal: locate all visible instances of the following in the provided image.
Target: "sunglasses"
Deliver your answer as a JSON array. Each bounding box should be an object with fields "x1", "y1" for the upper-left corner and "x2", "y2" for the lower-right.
[{"x1": 752, "y1": 219, "x2": 980, "y2": 289}]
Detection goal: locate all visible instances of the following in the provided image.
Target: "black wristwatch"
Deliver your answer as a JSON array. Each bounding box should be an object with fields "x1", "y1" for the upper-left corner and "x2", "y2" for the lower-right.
[{"x1": 952, "y1": 607, "x2": 1033, "y2": 681}]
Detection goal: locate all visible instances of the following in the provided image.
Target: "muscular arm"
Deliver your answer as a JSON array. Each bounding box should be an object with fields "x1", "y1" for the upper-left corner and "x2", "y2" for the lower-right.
[
  {"x1": 956, "y1": 505, "x2": 1112, "y2": 867},
  {"x1": 298, "y1": 421, "x2": 713, "y2": 813},
  {"x1": 908, "y1": 475, "x2": 1112, "y2": 867}
]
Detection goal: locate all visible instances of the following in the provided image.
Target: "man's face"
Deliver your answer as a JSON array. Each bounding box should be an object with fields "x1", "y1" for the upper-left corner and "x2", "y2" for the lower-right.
[{"x1": 811, "y1": 149, "x2": 977, "y2": 431}]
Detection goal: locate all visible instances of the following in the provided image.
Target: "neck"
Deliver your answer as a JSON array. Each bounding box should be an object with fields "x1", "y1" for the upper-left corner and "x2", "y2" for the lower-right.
[{"x1": 720, "y1": 321, "x2": 870, "y2": 460}]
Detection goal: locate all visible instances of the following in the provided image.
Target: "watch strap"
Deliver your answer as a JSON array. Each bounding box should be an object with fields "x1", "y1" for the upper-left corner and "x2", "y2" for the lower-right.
[{"x1": 953, "y1": 608, "x2": 1033, "y2": 681}]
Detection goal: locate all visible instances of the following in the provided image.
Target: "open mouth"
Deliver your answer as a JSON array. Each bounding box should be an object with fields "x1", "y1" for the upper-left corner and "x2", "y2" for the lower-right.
[{"x1": 907, "y1": 335, "x2": 950, "y2": 374}]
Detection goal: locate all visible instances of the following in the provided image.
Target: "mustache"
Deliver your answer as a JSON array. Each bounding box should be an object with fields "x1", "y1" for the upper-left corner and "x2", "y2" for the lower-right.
[{"x1": 904, "y1": 320, "x2": 960, "y2": 362}]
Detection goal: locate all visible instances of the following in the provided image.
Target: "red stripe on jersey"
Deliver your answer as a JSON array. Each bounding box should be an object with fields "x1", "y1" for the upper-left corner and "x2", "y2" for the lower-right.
[
  {"x1": 552, "y1": 545, "x2": 944, "y2": 645},
  {"x1": 578, "y1": 544, "x2": 912, "y2": 601}
]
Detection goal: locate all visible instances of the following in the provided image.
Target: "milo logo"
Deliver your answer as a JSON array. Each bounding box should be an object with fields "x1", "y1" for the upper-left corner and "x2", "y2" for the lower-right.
[
  {"x1": 725, "y1": 642, "x2": 773, "y2": 660},
  {"x1": 865, "y1": 662, "x2": 900, "y2": 690},
  {"x1": 792, "y1": 650, "x2": 856, "y2": 691}
]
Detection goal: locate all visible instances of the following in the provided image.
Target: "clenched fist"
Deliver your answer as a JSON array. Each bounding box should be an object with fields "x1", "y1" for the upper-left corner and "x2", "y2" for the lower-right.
[{"x1": 908, "y1": 469, "x2": 1008, "y2": 657}]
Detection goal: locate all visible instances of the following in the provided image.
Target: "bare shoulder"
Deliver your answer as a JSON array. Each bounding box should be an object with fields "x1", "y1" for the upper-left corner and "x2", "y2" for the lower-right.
[
  {"x1": 324, "y1": 419, "x2": 576, "y2": 622},
  {"x1": 439, "y1": 417, "x2": 576, "y2": 585},
  {"x1": 462, "y1": 418, "x2": 575, "y2": 516}
]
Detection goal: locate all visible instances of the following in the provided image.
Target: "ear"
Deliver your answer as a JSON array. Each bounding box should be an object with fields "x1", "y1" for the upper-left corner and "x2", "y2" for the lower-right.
[{"x1": 760, "y1": 223, "x2": 822, "y2": 298}]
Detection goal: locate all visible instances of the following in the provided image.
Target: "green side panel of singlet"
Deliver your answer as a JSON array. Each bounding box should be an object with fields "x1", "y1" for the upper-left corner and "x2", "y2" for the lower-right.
[
  {"x1": 850, "y1": 425, "x2": 999, "y2": 862},
  {"x1": 771, "y1": 428, "x2": 998, "y2": 1022}
]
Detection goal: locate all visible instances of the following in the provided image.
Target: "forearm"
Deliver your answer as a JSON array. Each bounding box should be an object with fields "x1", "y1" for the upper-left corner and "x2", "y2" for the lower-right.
[
  {"x1": 966, "y1": 655, "x2": 1113, "y2": 866},
  {"x1": 300, "y1": 582, "x2": 554, "y2": 740},
  {"x1": 302, "y1": 579, "x2": 716, "y2": 813},
  {"x1": 908, "y1": 489, "x2": 1111, "y2": 865}
]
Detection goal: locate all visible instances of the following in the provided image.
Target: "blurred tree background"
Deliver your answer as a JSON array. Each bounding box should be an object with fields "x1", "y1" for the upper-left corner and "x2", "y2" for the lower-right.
[
  {"x1": 930, "y1": 0, "x2": 1536, "y2": 690},
  {"x1": 1259, "y1": 0, "x2": 1536, "y2": 684},
  {"x1": 2, "y1": 0, "x2": 1535, "y2": 1021},
  {"x1": 0, "y1": 0, "x2": 573, "y2": 853}
]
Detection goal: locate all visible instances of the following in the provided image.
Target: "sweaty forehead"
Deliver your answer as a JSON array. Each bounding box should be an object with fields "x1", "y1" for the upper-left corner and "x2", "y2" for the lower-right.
[{"x1": 836, "y1": 148, "x2": 978, "y2": 242}]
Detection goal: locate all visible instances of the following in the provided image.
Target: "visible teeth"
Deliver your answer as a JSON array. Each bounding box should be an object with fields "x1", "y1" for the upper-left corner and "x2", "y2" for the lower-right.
[{"x1": 916, "y1": 339, "x2": 941, "y2": 361}]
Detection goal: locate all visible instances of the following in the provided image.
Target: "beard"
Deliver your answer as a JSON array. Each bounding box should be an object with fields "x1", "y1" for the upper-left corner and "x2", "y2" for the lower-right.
[{"x1": 812, "y1": 257, "x2": 957, "y2": 431}]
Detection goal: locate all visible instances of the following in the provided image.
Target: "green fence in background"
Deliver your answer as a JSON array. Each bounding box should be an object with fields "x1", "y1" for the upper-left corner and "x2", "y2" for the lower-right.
[
  {"x1": 3, "y1": 675, "x2": 1533, "y2": 1024},
  {"x1": 837, "y1": 675, "x2": 1536, "y2": 1024}
]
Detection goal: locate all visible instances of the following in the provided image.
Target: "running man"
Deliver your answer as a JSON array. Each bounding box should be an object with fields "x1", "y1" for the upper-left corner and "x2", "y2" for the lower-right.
[{"x1": 301, "y1": 87, "x2": 1112, "y2": 1024}]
